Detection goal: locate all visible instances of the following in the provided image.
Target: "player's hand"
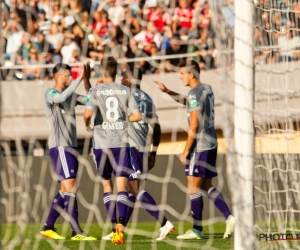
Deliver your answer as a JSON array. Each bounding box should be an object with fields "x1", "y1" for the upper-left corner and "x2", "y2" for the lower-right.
[
  {"x1": 84, "y1": 62, "x2": 91, "y2": 80},
  {"x1": 148, "y1": 152, "x2": 156, "y2": 171},
  {"x1": 180, "y1": 150, "x2": 189, "y2": 166},
  {"x1": 153, "y1": 80, "x2": 168, "y2": 93},
  {"x1": 96, "y1": 78, "x2": 103, "y2": 86}
]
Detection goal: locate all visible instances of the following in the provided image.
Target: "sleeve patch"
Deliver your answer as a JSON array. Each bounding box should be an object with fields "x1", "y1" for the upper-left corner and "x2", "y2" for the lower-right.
[
  {"x1": 86, "y1": 95, "x2": 90, "y2": 103},
  {"x1": 189, "y1": 99, "x2": 198, "y2": 108},
  {"x1": 48, "y1": 90, "x2": 57, "y2": 97}
]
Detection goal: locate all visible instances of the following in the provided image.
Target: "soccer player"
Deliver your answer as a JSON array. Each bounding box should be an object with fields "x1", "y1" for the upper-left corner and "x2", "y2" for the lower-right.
[
  {"x1": 40, "y1": 63, "x2": 97, "y2": 240},
  {"x1": 101, "y1": 66, "x2": 175, "y2": 241},
  {"x1": 154, "y1": 60, "x2": 235, "y2": 240},
  {"x1": 83, "y1": 57, "x2": 142, "y2": 245}
]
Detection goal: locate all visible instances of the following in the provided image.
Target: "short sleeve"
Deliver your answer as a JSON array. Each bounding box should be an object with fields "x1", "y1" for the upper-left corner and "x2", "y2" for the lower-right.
[
  {"x1": 45, "y1": 89, "x2": 57, "y2": 104},
  {"x1": 188, "y1": 89, "x2": 202, "y2": 112}
]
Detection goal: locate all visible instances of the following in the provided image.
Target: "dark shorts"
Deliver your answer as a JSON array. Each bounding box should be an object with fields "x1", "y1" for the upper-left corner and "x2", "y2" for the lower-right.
[
  {"x1": 128, "y1": 147, "x2": 147, "y2": 181},
  {"x1": 185, "y1": 147, "x2": 218, "y2": 178},
  {"x1": 93, "y1": 147, "x2": 132, "y2": 179},
  {"x1": 49, "y1": 146, "x2": 78, "y2": 182}
]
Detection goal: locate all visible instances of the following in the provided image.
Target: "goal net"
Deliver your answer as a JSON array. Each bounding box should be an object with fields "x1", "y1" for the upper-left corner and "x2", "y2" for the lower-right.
[
  {"x1": 212, "y1": 0, "x2": 300, "y2": 249},
  {"x1": 1, "y1": 0, "x2": 233, "y2": 250},
  {"x1": 4, "y1": 0, "x2": 300, "y2": 249}
]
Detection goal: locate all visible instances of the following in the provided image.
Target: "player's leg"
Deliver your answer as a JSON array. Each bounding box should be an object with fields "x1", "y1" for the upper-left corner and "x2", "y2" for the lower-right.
[
  {"x1": 124, "y1": 180, "x2": 138, "y2": 225},
  {"x1": 177, "y1": 175, "x2": 205, "y2": 240},
  {"x1": 101, "y1": 178, "x2": 117, "y2": 240},
  {"x1": 202, "y1": 178, "x2": 235, "y2": 238},
  {"x1": 60, "y1": 147, "x2": 96, "y2": 241},
  {"x1": 127, "y1": 148, "x2": 174, "y2": 240},
  {"x1": 111, "y1": 147, "x2": 131, "y2": 245},
  {"x1": 94, "y1": 148, "x2": 116, "y2": 240},
  {"x1": 177, "y1": 151, "x2": 205, "y2": 240},
  {"x1": 200, "y1": 147, "x2": 235, "y2": 238},
  {"x1": 40, "y1": 147, "x2": 66, "y2": 240}
]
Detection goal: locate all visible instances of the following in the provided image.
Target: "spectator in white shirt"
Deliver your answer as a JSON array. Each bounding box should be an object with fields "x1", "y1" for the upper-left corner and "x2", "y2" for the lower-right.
[{"x1": 60, "y1": 32, "x2": 80, "y2": 64}]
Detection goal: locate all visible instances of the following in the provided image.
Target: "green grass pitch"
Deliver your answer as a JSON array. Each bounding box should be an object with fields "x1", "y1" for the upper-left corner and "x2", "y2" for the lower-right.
[{"x1": 1, "y1": 222, "x2": 235, "y2": 250}]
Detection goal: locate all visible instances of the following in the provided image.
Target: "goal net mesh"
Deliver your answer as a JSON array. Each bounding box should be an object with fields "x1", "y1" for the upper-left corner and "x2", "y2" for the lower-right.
[
  {"x1": 212, "y1": 0, "x2": 300, "y2": 249},
  {"x1": 1, "y1": 0, "x2": 231, "y2": 249}
]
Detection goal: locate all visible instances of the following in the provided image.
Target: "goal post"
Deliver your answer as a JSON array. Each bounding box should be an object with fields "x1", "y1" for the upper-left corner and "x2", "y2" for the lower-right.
[{"x1": 234, "y1": 0, "x2": 255, "y2": 249}]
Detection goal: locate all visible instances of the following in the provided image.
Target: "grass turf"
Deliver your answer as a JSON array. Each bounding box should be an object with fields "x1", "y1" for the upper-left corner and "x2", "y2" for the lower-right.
[{"x1": 1, "y1": 222, "x2": 234, "y2": 250}]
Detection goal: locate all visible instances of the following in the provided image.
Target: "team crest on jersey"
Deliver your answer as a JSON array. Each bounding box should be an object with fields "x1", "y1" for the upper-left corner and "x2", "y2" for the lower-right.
[
  {"x1": 189, "y1": 99, "x2": 198, "y2": 108},
  {"x1": 49, "y1": 89, "x2": 57, "y2": 96},
  {"x1": 140, "y1": 92, "x2": 146, "y2": 100}
]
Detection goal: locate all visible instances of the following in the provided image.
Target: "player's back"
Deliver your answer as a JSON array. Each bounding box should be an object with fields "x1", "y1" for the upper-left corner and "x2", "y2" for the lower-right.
[
  {"x1": 88, "y1": 82, "x2": 138, "y2": 149},
  {"x1": 187, "y1": 83, "x2": 217, "y2": 152},
  {"x1": 128, "y1": 88, "x2": 156, "y2": 152},
  {"x1": 44, "y1": 88, "x2": 78, "y2": 148}
]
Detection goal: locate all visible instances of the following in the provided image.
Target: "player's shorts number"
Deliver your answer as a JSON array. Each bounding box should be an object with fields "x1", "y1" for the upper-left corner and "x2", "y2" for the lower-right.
[{"x1": 106, "y1": 97, "x2": 119, "y2": 122}]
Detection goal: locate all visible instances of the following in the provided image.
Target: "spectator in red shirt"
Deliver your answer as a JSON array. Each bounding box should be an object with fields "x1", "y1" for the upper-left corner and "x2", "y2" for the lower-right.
[
  {"x1": 133, "y1": 21, "x2": 162, "y2": 53},
  {"x1": 148, "y1": 3, "x2": 172, "y2": 34},
  {"x1": 92, "y1": 9, "x2": 112, "y2": 39},
  {"x1": 172, "y1": 0, "x2": 195, "y2": 36}
]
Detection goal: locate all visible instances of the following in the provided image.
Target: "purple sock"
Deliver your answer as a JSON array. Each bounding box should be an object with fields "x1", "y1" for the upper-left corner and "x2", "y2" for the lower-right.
[
  {"x1": 207, "y1": 187, "x2": 231, "y2": 219},
  {"x1": 136, "y1": 190, "x2": 167, "y2": 226},
  {"x1": 64, "y1": 192, "x2": 83, "y2": 234},
  {"x1": 190, "y1": 192, "x2": 203, "y2": 232},
  {"x1": 124, "y1": 194, "x2": 136, "y2": 226},
  {"x1": 45, "y1": 191, "x2": 65, "y2": 228},
  {"x1": 117, "y1": 191, "x2": 128, "y2": 225},
  {"x1": 103, "y1": 192, "x2": 117, "y2": 230}
]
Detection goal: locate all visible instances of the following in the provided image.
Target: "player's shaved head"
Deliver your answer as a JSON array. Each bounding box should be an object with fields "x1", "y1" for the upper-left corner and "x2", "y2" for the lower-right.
[
  {"x1": 100, "y1": 56, "x2": 118, "y2": 79},
  {"x1": 53, "y1": 63, "x2": 72, "y2": 76},
  {"x1": 178, "y1": 60, "x2": 200, "y2": 79}
]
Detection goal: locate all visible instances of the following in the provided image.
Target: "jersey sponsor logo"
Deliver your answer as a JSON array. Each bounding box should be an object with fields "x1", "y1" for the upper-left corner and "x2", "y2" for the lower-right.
[
  {"x1": 102, "y1": 121, "x2": 125, "y2": 130},
  {"x1": 189, "y1": 99, "x2": 198, "y2": 108},
  {"x1": 189, "y1": 94, "x2": 196, "y2": 99},
  {"x1": 49, "y1": 89, "x2": 57, "y2": 96},
  {"x1": 96, "y1": 89, "x2": 127, "y2": 96}
]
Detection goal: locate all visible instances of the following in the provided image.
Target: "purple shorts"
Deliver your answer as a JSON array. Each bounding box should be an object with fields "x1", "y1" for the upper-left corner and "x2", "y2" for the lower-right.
[
  {"x1": 49, "y1": 146, "x2": 78, "y2": 182},
  {"x1": 185, "y1": 147, "x2": 218, "y2": 178},
  {"x1": 93, "y1": 147, "x2": 132, "y2": 179},
  {"x1": 128, "y1": 147, "x2": 147, "y2": 181}
]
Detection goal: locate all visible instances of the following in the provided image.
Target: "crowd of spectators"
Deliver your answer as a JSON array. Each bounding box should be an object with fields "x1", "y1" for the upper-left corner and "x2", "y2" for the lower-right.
[
  {"x1": 254, "y1": 0, "x2": 300, "y2": 64},
  {"x1": 1, "y1": 0, "x2": 219, "y2": 80},
  {"x1": 1, "y1": 0, "x2": 300, "y2": 81}
]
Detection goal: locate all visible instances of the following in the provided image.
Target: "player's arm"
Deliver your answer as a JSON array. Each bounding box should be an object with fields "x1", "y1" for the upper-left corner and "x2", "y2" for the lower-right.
[
  {"x1": 84, "y1": 109, "x2": 93, "y2": 131},
  {"x1": 129, "y1": 109, "x2": 142, "y2": 122},
  {"x1": 83, "y1": 90, "x2": 95, "y2": 131},
  {"x1": 83, "y1": 62, "x2": 92, "y2": 93},
  {"x1": 74, "y1": 63, "x2": 93, "y2": 106},
  {"x1": 51, "y1": 78, "x2": 82, "y2": 103},
  {"x1": 180, "y1": 109, "x2": 199, "y2": 166},
  {"x1": 153, "y1": 80, "x2": 187, "y2": 105},
  {"x1": 148, "y1": 117, "x2": 161, "y2": 170},
  {"x1": 128, "y1": 90, "x2": 142, "y2": 122}
]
